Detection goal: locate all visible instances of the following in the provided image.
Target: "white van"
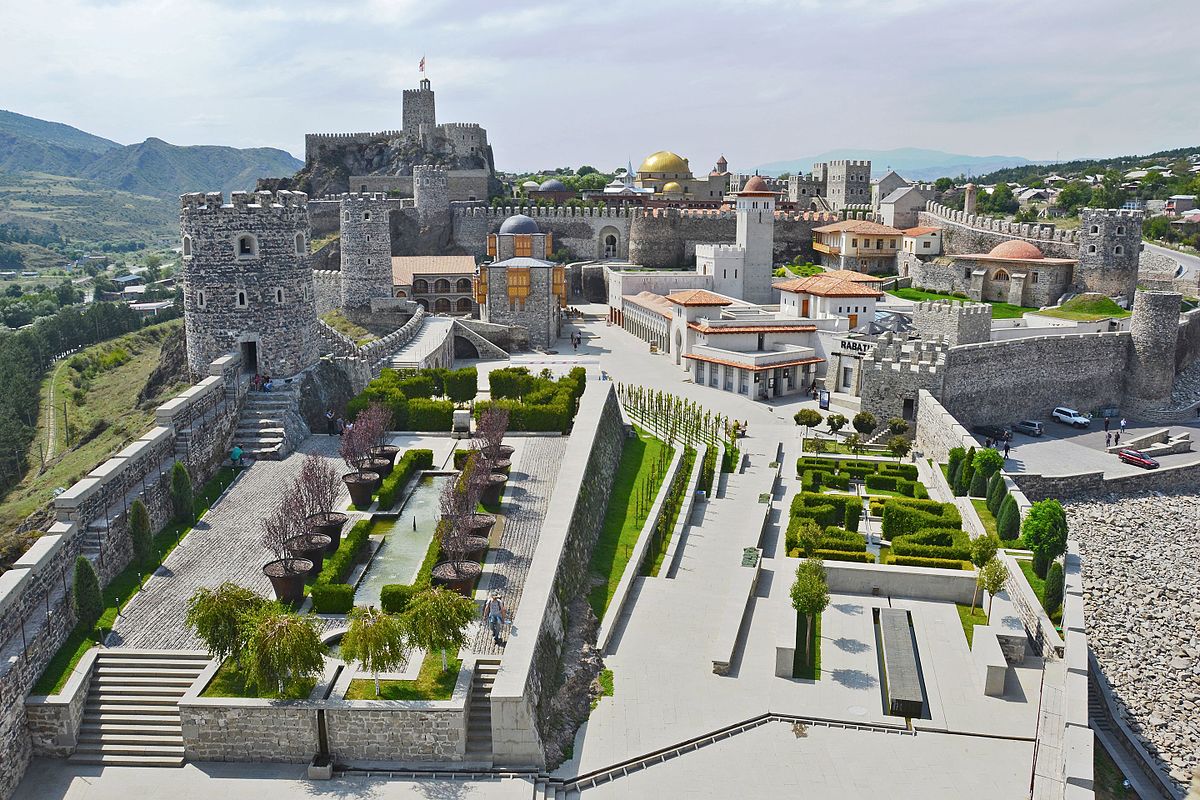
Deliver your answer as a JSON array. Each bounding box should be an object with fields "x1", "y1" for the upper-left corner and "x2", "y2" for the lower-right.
[{"x1": 1051, "y1": 407, "x2": 1090, "y2": 428}]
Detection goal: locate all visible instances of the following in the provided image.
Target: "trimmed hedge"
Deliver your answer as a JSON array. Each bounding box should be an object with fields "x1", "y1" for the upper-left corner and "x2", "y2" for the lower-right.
[
  {"x1": 889, "y1": 554, "x2": 967, "y2": 570},
  {"x1": 380, "y1": 583, "x2": 420, "y2": 614},
  {"x1": 879, "y1": 463, "x2": 918, "y2": 480},
  {"x1": 880, "y1": 500, "x2": 961, "y2": 539},
  {"x1": 377, "y1": 448, "x2": 435, "y2": 510},
  {"x1": 802, "y1": 469, "x2": 849, "y2": 492},
  {"x1": 345, "y1": 366, "x2": 478, "y2": 430},
  {"x1": 408, "y1": 398, "x2": 454, "y2": 431},
  {"x1": 310, "y1": 583, "x2": 353, "y2": 613},
  {"x1": 790, "y1": 492, "x2": 853, "y2": 529},
  {"x1": 479, "y1": 366, "x2": 587, "y2": 433},
  {"x1": 864, "y1": 473, "x2": 928, "y2": 499},
  {"x1": 891, "y1": 528, "x2": 971, "y2": 561},
  {"x1": 843, "y1": 501, "x2": 861, "y2": 533},
  {"x1": 815, "y1": 549, "x2": 874, "y2": 563}
]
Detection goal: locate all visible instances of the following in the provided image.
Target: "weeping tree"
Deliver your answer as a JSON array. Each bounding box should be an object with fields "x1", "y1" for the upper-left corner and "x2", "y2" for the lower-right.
[
  {"x1": 404, "y1": 587, "x2": 476, "y2": 671},
  {"x1": 243, "y1": 604, "x2": 327, "y2": 695},
  {"x1": 185, "y1": 583, "x2": 269, "y2": 666},
  {"x1": 297, "y1": 454, "x2": 342, "y2": 523},
  {"x1": 340, "y1": 606, "x2": 408, "y2": 696}
]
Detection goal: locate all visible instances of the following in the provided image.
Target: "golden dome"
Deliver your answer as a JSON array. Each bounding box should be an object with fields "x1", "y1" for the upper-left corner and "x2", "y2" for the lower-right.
[
  {"x1": 661, "y1": 181, "x2": 684, "y2": 194},
  {"x1": 639, "y1": 151, "x2": 690, "y2": 175}
]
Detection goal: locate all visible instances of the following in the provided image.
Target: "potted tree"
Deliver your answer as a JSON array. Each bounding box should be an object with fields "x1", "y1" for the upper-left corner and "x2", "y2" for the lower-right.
[
  {"x1": 477, "y1": 406, "x2": 514, "y2": 465},
  {"x1": 340, "y1": 421, "x2": 381, "y2": 508},
  {"x1": 297, "y1": 454, "x2": 348, "y2": 552},
  {"x1": 362, "y1": 403, "x2": 400, "y2": 473},
  {"x1": 261, "y1": 500, "x2": 315, "y2": 606},
  {"x1": 458, "y1": 454, "x2": 496, "y2": 539},
  {"x1": 430, "y1": 513, "x2": 483, "y2": 596},
  {"x1": 439, "y1": 461, "x2": 488, "y2": 559}
]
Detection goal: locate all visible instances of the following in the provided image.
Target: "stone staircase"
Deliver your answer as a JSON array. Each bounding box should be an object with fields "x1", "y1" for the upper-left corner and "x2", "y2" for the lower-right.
[
  {"x1": 70, "y1": 650, "x2": 210, "y2": 767},
  {"x1": 465, "y1": 658, "x2": 501, "y2": 762},
  {"x1": 234, "y1": 385, "x2": 306, "y2": 460},
  {"x1": 531, "y1": 778, "x2": 575, "y2": 799}
]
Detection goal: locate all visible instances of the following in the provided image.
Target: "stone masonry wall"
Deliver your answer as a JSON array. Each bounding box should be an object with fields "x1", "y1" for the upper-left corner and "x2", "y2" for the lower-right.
[
  {"x1": 914, "y1": 389, "x2": 980, "y2": 464},
  {"x1": 909, "y1": 300, "x2": 992, "y2": 347},
  {"x1": 1175, "y1": 308, "x2": 1200, "y2": 374},
  {"x1": 325, "y1": 703, "x2": 465, "y2": 762},
  {"x1": 180, "y1": 701, "x2": 319, "y2": 762},
  {"x1": 918, "y1": 203, "x2": 1079, "y2": 259}
]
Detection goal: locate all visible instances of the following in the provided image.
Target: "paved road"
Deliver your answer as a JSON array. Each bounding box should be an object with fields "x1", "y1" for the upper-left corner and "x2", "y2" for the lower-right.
[{"x1": 1145, "y1": 241, "x2": 1200, "y2": 287}]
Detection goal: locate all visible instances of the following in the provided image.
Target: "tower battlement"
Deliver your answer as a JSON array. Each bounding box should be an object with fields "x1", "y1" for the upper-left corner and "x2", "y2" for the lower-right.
[{"x1": 181, "y1": 190, "x2": 308, "y2": 213}]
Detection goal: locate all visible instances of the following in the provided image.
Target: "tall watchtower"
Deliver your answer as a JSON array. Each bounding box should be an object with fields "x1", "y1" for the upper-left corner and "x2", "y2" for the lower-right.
[
  {"x1": 1127, "y1": 289, "x2": 1181, "y2": 406},
  {"x1": 339, "y1": 193, "x2": 394, "y2": 309},
  {"x1": 734, "y1": 175, "x2": 777, "y2": 304},
  {"x1": 414, "y1": 165, "x2": 450, "y2": 224},
  {"x1": 403, "y1": 78, "x2": 436, "y2": 144},
  {"x1": 180, "y1": 190, "x2": 318, "y2": 378},
  {"x1": 1076, "y1": 208, "x2": 1142, "y2": 302}
]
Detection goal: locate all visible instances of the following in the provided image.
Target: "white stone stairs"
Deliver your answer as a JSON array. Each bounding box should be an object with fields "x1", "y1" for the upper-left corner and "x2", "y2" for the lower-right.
[
  {"x1": 70, "y1": 649, "x2": 211, "y2": 767},
  {"x1": 465, "y1": 658, "x2": 501, "y2": 762},
  {"x1": 234, "y1": 385, "x2": 302, "y2": 460}
]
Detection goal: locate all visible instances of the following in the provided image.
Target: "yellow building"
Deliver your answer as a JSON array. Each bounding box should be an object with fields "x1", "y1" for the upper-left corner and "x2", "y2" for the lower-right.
[{"x1": 636, "y1": 150, "x2": 729, "y2": 200}]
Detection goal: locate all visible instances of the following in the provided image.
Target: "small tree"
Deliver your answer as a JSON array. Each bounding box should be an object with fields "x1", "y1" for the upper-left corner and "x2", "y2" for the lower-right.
[
  {"x1": 972, "y1": 448, "x2": 1004, "y2": 480},
  {"x1": 826, "y1": 413, "x2": 848, "y2": 439},
  {"x1": 947, "y1": 447, "x2": 966, "y2": 484},
  {"x1": 887, "y1": 417, "x2": 909, "y2": 436},
  {"x1": 261, "y1": 496, "x2": 305, "y2": 560},
  {"x1": 845, "y1": 433, "x2": 863, "y2": 458},
  {"x1": 996, "y1": 494, "x2": 1020, "y2": 540},
  {"x1": 887, "y1": 435, "x2": 911, "y2": 462},
  {"x1": 185, "y1": 582, "x2": 268, "y2": 665},
  {"x1": 340, "y1": 606, "x2": 408, "y2": 696},
  {"x1": 968, "y1": 534, "x2": 1000, "y2": 613},
  {"x1": 954, "y1": 446, "x2": 976, "y2": 496},
  {"x1": 968, "y1": 468, "x2": 987, "y2": 497},
  {"x1": 851, "y1": 411, "x2": 877, "y2": 436},
  {"x1": 791, "y1": 517, "x2": 823, "y2": 557},
  {"x1": 808, "y1": 436, "x2": 828, "y2": 455},
  {"x1": 169, "y1": 462, "x2": 194, "y2": 525},
  {"x1": 355, "y1": 402, "x2": 393, "y2": 452},
  {"x1": 1022, "y1": 499, "x2": 1068, "y2": 578},
  {"x1": 843, "y1": 502, "x2": 861, "y2": 533},
  {"x1": 978, "y1": 557, "x2": 1009, "y2": 617},
  {"x1": 243, "y1": 604, "x2": 326, "y2": 694},
  {"x1": 790, "y1": 560, "x2": 829, "y2": 667},
  {"x1": 339, "y1": 421, "x2": 374, "y2": 473},
  {"x1": 1042, "y1": 561, "x2": 1065, "y2": 616},
  {"x1": 72, "y1": 556, "x2": 103, "y2": 634},
  {"x1": 794, "y1": 409, "x2": 822, "y2": 444},
  {"x1": 985, "y1": 472, "x2": 1006, "y2": 516},
  {"x1": 403, "y1": 587, "x2": 476, "y2": 672},
  {"x1": 477, "y1": 405, "x2": 510, "y2": 456},
  {"x1": 128, "y1": 498, "x2": 153, "y2": 571},
  {"x1": 296, "y1": 454, "x2": 341, "y2": 523}
]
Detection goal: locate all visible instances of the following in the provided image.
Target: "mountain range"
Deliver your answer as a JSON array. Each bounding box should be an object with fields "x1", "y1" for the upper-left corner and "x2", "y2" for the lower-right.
[
  {"x1": 756, "y1": 147, "x2": 1041, "y2": 182},
  {"x1": 0, "y1": 110, "x2": 301, "y2": 198}
]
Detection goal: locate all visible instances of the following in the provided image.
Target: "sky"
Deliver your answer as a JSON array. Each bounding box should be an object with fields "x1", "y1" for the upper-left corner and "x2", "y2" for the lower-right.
[{"x1": 1, "y1": 0, "x2": 1198, "y2": 173}]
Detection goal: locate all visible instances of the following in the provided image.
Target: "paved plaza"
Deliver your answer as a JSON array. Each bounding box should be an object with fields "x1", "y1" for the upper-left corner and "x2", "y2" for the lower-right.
[{"x1": 996, "y1": 416, "x2": 1200, "y2": 478}]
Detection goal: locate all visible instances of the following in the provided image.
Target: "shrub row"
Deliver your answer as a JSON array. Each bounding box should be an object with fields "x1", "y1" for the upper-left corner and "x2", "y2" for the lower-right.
[
  {"x1": 888, "y1": 554, "x2": 967, "y2": 570},
  {"x1": 890, "y1": 528, "x2": 971, "y2": 561},
  {"x1": 816, "y1": 549, "x2": 874, "y2": 563},
  {"x1": 346, "y1": 366, "x2": 478, "y2": 428},
  {"x1": 376, "y1": 449, "x2": 435, "y2": 510},
  {"x1": 880, "y1": 500, "x2": 961, "y2": 539},
  {"x1": 802, "y1": 469, "x2": 850, "y2": 492},
  {"x1": 790, "y1": 491, "x2": 854, "y2": 529},
  {"x1": 864, "y1": 473, "x2": 928, "y2": 498},
  {"x1": 310, "y1": 519, "x2": 373, "y2": 613},
  {"x1": 795, "y1": 456, "x2": 918, "y2": 482}
]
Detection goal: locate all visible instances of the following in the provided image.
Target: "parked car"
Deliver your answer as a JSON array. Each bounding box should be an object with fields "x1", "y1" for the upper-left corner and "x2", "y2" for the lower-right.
[
  {"x1": 1051, "y1": 407, "x2": 1091, "y2": 428},
  {"x1": 1012, "y1": 420, "x2": 1044, "y2": 437},
  {"x1": 1117, "y1": 449, "x2": 1159, "y2": 469},
  {"x1": 972, "y1": 424, "x2": 1010, "y2": 441}
]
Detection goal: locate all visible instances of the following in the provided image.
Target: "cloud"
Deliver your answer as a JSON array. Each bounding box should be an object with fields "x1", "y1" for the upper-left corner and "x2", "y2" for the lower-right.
[{"x1": 0, "y1": 0, "x2": 1196, "y2": 171}]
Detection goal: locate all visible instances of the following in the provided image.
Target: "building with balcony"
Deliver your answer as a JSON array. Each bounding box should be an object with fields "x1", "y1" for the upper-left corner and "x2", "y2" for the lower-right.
[
  {"x1": 477, "y1": 214, "x2": 566, "y2": 349},
  {"x1": 392, "y1": 255, "x2": 477, "y2": 314},
  {"x1": 811, "y1": 219, "x2": 904, "y2": 273}
]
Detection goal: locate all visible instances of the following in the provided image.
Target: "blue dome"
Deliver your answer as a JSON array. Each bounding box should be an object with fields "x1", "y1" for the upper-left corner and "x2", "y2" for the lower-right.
[
  {"x1": 538, "y1": 178, "x2": 568, "y2": 192},
  {"x1": 499, "y1": 214, "x2": 540, "y2": 235}
]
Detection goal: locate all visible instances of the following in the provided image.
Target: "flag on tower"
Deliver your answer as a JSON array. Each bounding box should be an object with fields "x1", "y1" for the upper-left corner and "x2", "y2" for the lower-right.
[{"x1": 419, "y1": 56, "x2": 425, "y2": 73}]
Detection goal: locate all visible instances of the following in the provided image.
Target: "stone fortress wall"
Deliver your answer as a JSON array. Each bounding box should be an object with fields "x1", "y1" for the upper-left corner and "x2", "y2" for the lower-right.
[
  {"x1": 0, "y1": 353, "x2": 247, "y2": 800},
  {"x1": 337, "y1": 192, "x2": 397, "y2": 309},
  {"x1": 917, "y1": 201, "x2": 1080, "y2": 259},
  {"x1": 909, "y1": 300, "x2": 992, "y2": 347}
]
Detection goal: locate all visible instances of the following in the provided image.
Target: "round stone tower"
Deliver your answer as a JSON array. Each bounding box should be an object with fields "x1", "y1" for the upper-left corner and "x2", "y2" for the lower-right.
[
  {"x1": 339, "y1": 193, "x2": 394, "y2": 309},
  {"x1": 1127, "y1": 288, "x2": 1181, "y2": 405},
  {"x1": 1077, "y1": 208, "x2": 1143, "y2": 303},
  {"x1": 414, "y1": 165, "x2": 450, "y2": 224},
  {"x1": 180, "y1": 190, "x2": 318, "y2": 379},
  {"x1": 628, "y1": 207, "x2": 683, "y2": 268}
]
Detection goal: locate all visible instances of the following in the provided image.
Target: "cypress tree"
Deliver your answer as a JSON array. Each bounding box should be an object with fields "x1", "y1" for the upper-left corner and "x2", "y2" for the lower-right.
[
  {"x1": 996, "y1": 495, "x2": 1020, "y2": 540},
  {"x1": 969, "y1": 468, "x2": 987, "y2": 498},
  {"x1": 72, "y1": 556, "x2": 103, "y2": 634},
  {"x1": 129, "y1": 499, "x2": 153, "y2": 570},
  {"x1": 985, "y1": 472, "x2": 1006, "y2": 516},
  {"x1": 170, "y1": 462, "x2": 194, "y2": 525},
  {"x1": 1042, "y1": 561, "x2": 1064, "y2": 616}
]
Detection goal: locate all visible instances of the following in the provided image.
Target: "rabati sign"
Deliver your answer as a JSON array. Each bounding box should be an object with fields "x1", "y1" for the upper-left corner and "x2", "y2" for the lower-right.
[{"x1": 838, "y1": 338, "x2": 874, "y2": 356}]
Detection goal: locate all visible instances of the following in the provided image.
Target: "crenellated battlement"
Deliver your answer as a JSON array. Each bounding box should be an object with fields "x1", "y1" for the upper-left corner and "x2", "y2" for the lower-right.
[
  {"x1": 923, "y1": 201, "x2": 1080, "y2": 244},
  {"x1": 439, "y1": 122, "x2": 483, "y2": 132},
  {"x1": 305, "y1": 130, "x2": 402, "y2": 142},
  {"x1": 338, "y1": 192, "x2": 392, "y2": 203},
  {"x1": 181, "y1": 189, "x2": 308, "y2": 212},
  {"x1": 827, "y1": 159, "x2": 871, "y2": 168},
  {"x1": 914, "y1": 299, "x2": 991, "y2": 316},
  {"x1": 451, "y1": 204, "x2": 634, "y2": 220},
  {"x1": 1080, "y1": 206, "x2": 1145, "y2": 221}
]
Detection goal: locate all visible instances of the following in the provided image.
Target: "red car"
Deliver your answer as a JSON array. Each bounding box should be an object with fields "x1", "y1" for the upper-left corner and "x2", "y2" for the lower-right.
[{"x1": 1117, "y1": 449, "x2": 1159, "y2": 469}]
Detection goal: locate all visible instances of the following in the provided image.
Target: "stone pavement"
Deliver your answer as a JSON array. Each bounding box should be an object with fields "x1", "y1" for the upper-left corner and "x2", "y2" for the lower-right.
[
  {"x1": 108, "y1": 437, "x2": 349, "y2": 650},
  {"x1": 469, "y1": 435, "x2": 568, "y2": 655},
  {"x1": 991, "y1": 416, "x2": 1200, "y2": 478}
]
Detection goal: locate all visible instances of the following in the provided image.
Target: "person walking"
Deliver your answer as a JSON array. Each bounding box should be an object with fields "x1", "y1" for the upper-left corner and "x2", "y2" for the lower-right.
[
  {"x1": 325, "y1": 408, "x2": 336, "y2": 436},
  {"x1": 1105, "y1": 431, "x2": 1112, "y2": 448},
  {"x1": 1119, "y1": 417, "x2": 1128, "y2": 433},
  {"x1": 1003, "y1": 440, "x2": 1010, "y2": 459},
  {"x1": 483, "y1": 592, "x2": 507, "y2": 645},
  {"x1": 1103, "y1": 416, "x2": 1110, "y2": 432},
  {"x1": 1114, "y1": 431, "x2": 1120, "y2": 446}
]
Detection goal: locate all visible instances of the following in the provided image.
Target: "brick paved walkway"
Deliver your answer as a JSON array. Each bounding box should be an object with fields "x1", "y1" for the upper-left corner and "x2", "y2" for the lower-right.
[
  {"x1": 108, "y1": 438, "x2": 349, "y2": 650},
  {"x1": 470, "y1": 436, "x2": 568, "y2": 655}
]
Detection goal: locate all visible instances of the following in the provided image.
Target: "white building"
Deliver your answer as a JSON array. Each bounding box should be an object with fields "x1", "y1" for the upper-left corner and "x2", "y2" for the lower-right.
[
  {"x1": 775, "y1": 271, "x2": 884, "y2": 330},
  {"x1": 694, "y1": 175, "x2": 778, "y2": 304},
  {"x1": 901, "y1": 226, "x2": 942, "y2": 256}
]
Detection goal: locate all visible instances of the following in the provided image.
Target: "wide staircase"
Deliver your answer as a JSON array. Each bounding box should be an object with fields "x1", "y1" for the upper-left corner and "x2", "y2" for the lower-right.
[
  {"x1": 71, "y1": 650, "x2": 211, "y2": 766},
  {"x1": 234, "y1": 384, "x2": 302, "y2": 460},
  {"x1": 465, "y1": 658, "x2": 501, "y2": 763}
]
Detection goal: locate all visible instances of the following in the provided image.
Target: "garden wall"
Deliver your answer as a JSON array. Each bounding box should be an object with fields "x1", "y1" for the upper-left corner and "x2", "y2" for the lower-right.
[
  {"x1": 0, "y1": 352, "x2": 246, "y2": 800},
  {"x1": 913, "y1": 389, "x2": 978, "y2": 464},
  {"x1": 820, "y1": 560, "x2": 977, "y2": 604},
  {"x1": 1014, "y1": 458, "x2": 1200, "y2": 501},
  {"x1": 489, "y1": 380, "x2": 625, "y2": 768}
]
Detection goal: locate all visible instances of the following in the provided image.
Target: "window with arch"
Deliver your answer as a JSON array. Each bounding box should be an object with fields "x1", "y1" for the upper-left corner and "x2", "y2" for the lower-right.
[
  {"x1": 236, "y1": 290, "x2": 248, "y2": 307},
  {"x1": 344, "y1": 211, "x2": 350, "y2": 221},
  {"x1": 992, "y1": 269, "x2": 1011, "y2": 281},
  {"x1": 456, "y1": 278, "x2": 472, "y2": 293},
  {"x1": 197, "y1": 290, "x2": 206, "y2": 308},
  {"x1": 455, "y1": 297, "x2": 472, "y2": 313},
  {"x1": 182, "y1": 236, "x2": 193, "y2": 257},
  {"x1": 1088, "y1": 244, "x2": 1097, "y2": 254},
  {"x1": 1116, "y1": 225, "x2": 1125, "y2": 235},
  {"x1": 413, "y1": 278, "x2": 429, "y2": 294},
  {"x1": 294, "y1": 233, "x2": 304, "y2": 255},
  {"x1": 236, "y1": 234, "x2": 258, "y2": 259},
  {"x1": 1090, "y1": 225, "x2": 1100, "y2": 234},
  {"x1": 275, "y1": 288, "x2": 284, "y2": 304},
  {"x1": 1114, "y1": 245, "x2": 1124, "y2": 255},
  {"x1": 434, "y1": 278, "x2": 451, "y2": 293}
]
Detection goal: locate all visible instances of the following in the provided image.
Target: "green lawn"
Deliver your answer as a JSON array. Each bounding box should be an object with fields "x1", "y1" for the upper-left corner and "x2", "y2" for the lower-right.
[
  {"x1": 320, "y1": 309, "x2": 376, "y2": 345},
  {"x1": 345, "y1": 653, "x2": 461, "y2": 701},
  {"x1": 970, "y1": 498, "x2": 998, "y2": 537},
  {"x1": 201, "y1": 659, "x2": 316, "y2": 700},
  {"x1": 1034, "y1": 293, "x2": 1130, "y2": 321},
  {"x1": 806, "y1": 439, "x2": 889, "y2": 456},
  {"x1": 1094, "y1": 739, "x2": 1136, "y2": 799},
  {"x1": 792, "y1": 612, "x2": 822, "y2": 680},
  {"x1": 32, "y1": 467, "x2": 240, "y2": 695},
  {"x1": 774, "y1": 262, "x2": 824, "y2": 278},
  {"x1": 646, "y1": 446, "x2": 696, "y2": 577},
  {"x1": 586, "y1": 428, "x2": 671, "y2": 619},
  {"x1": 888, "y1": 288, "x2": 1034, "y2": 319},
  {"x1": 956, "y1": 602, "x2": 988, "y2": 646},
  {"x1": 1018, "y1": 559, "x2": 1062, "y2": 626}
]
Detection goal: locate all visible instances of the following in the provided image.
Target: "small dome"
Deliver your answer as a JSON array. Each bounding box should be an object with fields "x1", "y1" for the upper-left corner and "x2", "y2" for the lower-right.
[
  {"x1": 639, "y1": 151, "x2": 690, "y2": 174},
  {"x1": 538, "y1": 178, "x2": 568, "y2": 192},
  {"x1": 661, "y1": 181, "x2": 684, "y2": 194},
  {"x1": 520, "y1": 180, "x2": 540, "y2": 189},
  {"x1": 499, "y1": 214, "x2": 540, "y2": 235},
  {"x1": 988, "y1": 240, "x2": 1044, "y2": 260},
  {"x1": 741, "y1": 175, "x2": 771, "y2": 193}
]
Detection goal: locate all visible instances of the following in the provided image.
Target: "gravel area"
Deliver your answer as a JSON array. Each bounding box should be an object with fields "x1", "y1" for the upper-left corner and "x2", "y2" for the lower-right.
[{"x1": 1068, "y1": 492, "x2": 1200, "y2": 788}]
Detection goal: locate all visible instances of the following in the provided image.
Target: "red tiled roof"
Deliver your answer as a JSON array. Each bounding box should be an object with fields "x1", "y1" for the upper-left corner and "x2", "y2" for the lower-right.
[
  {"x1": 774, "y1": 275, "x2": 884, "y2": 298},
  {"x1": 813, "y1": 220, "x2": 903, "y2": 235},
  {"x1": 816, "y1": 269, "x2": 884, "y2": 284},
  {"x1": 666, "y1": 289, "x2": 734, "y2": 306},
  {"x1": 902, "y1": 226, "x2": 940, "y2": 236},
  {"x1": 622, "y1": 291, "x2": 674, "y2": 318}
]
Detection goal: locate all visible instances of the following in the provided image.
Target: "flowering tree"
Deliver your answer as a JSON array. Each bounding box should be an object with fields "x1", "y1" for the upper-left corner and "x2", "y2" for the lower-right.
[
  {"x1": 355, "y1": 402, "x2": 393, "y2": 451},
  {"x1": 261, "y1": 496, "x2": 305, "y2": 559},
  {"x1": 339, "y1": 421, "x2": 374, "y2": 472}
]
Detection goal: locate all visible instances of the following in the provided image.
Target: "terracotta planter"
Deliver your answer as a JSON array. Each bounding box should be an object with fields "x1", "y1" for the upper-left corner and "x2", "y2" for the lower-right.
[
  {"x1": 365, "y1": 456, "x2": 393, "y2": 479},
  {"x1": 306, "y1": 512, "x2": 348, "y2": 553},
  {"x1": 370, "y1": 445, "x2": 400, "y2": 467},
  {"x1": 458, "y1": 535, "x2": 489, "y2": 559},
  {"x1": 263, "y1": 558, "x2": 313, "y2": 608},
  {"x1": 286, "y1": 533, "x2": 332, "y2": 578},
  {"x1": 489, "y1": 458, "x2": 512, "y2": 474},
  {"x1": 462, "y1": 512, "x2": 496, "y2": 539},
  {"x1": 480, "y1": 473, "x2": 507, "y2": 506},
  {"x1": 483, "y1": 444, "x2": 515, "y2": 461},
  {"x1": 430, "y1": 560, "x2": 482, "y2": 596},
  {"x1": 343, "y1": 471, "x2": 381, "y2": 508}
]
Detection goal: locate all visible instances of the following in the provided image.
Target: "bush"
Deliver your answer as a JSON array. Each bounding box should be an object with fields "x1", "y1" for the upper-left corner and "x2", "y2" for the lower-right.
[
  {"x1": 815, "y1": 549, "x2": 873, "y2": 563},
  {"x1": 790, "y1": 492, "x2": 853, "y2": 529},
  {"x1": 129, "y1": 498, "x2": 153, "y2": 570},
  {"x1": 843, "y1": 502, "x2": 860, "y2": 533},
  {"x1": 880, "y1": 500, "x2": 961, "y2": 539},
  {"x1": 380, "y1": 583, "x2": 420, "y2": 614},
  {"x1": 407, "y1": 399, "x2": 454, "y2": 431},
  {"x1": 316, "y1": 520, "x2": 371, "y2": 586},
  {"x1": 985, "y1": 472, "x2": 1006, "y2": 516},
  {"x1": 398, "y1": 374, "x2": 436, "y2": 400},
  {"x1": 996, "y1": 495, "x2": 1020, "y2": 540},
  {"x1": 852, "y1": 411, "x2": 877, "y2": 435},
  {"x1": 444, "y1": 367, "x2": 478, "y2": 404},
  {"x1": 891, "y1": 528, "x2": 971, "y2": 561},
  {"x1": 972, "y1": 448, "x2": 1004, "y2": 479},
  {"x1": 377, "y1": 449, "x2": 435, "y2": 510},
  {"x1": 968, "y1": 468, "x2": 987, "y2": 498},
  {"x1": 947, "y1": 447, "x2": 965, "y2": 482},
  {"x1": 803, "y1": 469, "x2": 847, "y2": 492},
  {"x1": 72, "y1": 556, "x2": 102, "y2": 632},
  {"x1": 889, "y1": 555, "x2": 967, "y2": 570},
  {"x1": 879, "y1": 463, "x2": 918, "y2": 480},
  {"x1": 170, "y1": 462, "x2": 194, "y2": 525},
  {"x1": 311, "y1": 583, "x2": 353, "y2": 613},
  {"x1": 1042, "y1": 561, "x2": 1064, "y2": 616}
]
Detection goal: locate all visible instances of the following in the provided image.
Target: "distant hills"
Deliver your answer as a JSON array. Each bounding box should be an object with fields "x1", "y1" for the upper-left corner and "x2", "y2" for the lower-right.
[
  {"x1": 757, "y1": 147, "x2": 1040, "y2": 182},
  {"x1": 0, "y1": 110, "x2": 301, "y2": 198}
]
